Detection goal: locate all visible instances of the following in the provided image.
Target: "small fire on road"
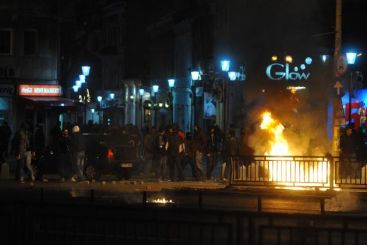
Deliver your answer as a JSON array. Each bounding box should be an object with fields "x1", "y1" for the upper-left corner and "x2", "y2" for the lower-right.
[{"x1": 148, "y1": 197, "x2": 174, "y2": 204}]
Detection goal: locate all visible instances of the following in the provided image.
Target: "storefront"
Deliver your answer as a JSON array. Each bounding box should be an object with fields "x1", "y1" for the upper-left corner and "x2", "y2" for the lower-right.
[
  {"x1": 17, "y1": 84, "x2": 76, "y2": 145},
  {"x1": 0, "y1": 84, "x2": 15, "y2": 131}
]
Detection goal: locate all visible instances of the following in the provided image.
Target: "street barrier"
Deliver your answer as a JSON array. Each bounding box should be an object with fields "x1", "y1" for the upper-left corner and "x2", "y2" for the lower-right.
[{"x1": 230, "y1": 155, "x2": 367, "y2": 190}]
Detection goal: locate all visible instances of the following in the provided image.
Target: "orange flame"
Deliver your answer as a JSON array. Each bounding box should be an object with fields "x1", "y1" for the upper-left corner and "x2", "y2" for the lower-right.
[
  {"x1": 260, "y1": 111, "x2": 290, "y2": 156},
  {"x1": 258, "y1": 111, "x2": 329, "y2": 187}
]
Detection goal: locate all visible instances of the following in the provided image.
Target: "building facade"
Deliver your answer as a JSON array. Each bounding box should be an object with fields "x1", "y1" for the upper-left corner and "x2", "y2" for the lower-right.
[{"x1": 0, "y1": 0, "x2": 64, "y2": 143}]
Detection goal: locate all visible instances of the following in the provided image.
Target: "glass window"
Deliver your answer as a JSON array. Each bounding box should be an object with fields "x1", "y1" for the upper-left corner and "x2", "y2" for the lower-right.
[{"x1": 0, "y1": 30, "x2": 13, "y2": 55}]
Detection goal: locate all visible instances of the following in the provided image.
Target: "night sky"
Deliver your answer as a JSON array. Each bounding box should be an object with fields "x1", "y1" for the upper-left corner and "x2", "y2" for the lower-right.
[{"x1": 122, "y1": 0, "x2": 367, "y2": 82}]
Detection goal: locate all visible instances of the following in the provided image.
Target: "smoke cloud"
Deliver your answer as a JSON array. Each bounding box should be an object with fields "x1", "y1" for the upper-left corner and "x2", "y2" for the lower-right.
[{"x1": 243, "y1": 86, "x2": 331, "y2": 156}]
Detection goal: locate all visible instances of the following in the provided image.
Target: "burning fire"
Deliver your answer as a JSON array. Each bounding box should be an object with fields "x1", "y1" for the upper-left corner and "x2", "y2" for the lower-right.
[
  {"x1": 258, "y1": 111, "x2": 329, "y2": 186},
  {"x1": 149, "y1": 198, "x2": 174, "y2": 204},
  {"x1": 260, "y1": 111, "x2": 290, "y2": 156}
]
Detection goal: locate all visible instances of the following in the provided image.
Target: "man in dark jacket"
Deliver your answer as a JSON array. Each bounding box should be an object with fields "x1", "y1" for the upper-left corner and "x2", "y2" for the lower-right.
[
  {"x1": 57, "y1": 128, "x2": 72, "y2": 181},
  {"x1": 70, "y1": 125, "x2": 86, "y2": 182},
  {"x1": 166, "y1": 125, "x2": 184, "y2": 181},
  {"x1": 222, "y1": 129, "x2": 239, "y2": 181},
  {"x1": 155, "y1": 127, "x2": 167, "y2": 181},
  {"x1": 181, "y1": 132, "x2": 197, "y2": 180},
  {"x1": 206, "y1": 126, "x2": 223, "y2": 180}
]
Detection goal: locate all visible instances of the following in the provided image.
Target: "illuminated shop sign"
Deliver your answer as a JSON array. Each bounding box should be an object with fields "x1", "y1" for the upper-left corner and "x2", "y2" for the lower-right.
[
  {"x1": 266, "y1": 57, "x2": 312, "y2": 81},
  {"x1": 18, "y1": 84, "x2": 62, "y2": 97}
]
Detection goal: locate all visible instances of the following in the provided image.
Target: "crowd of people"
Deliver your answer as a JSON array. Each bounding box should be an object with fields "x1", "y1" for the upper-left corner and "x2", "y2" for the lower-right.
[
  {"x1": 0, "y1": 120, "x2": 254, "y2": 183},
  {"x1": 138, "y1": 123, "x2": 255, "y2": 182},
  {"x1": 4, "y1": 116, "x2": 367, "y2": 184}
]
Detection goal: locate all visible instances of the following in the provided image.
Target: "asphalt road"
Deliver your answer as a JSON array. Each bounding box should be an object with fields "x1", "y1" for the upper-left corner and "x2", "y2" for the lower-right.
[{"x1": 1, "y1": 176, "x2": 367, "y2": 215}]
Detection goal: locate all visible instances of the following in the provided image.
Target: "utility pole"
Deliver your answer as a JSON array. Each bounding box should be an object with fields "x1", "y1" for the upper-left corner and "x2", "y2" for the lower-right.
[
  {"x1": 331, "y1": 0, "x2": 343, "y2": 156},
  {"x1": 334, "y1": 0, "x2": 342, "y2": 59}
]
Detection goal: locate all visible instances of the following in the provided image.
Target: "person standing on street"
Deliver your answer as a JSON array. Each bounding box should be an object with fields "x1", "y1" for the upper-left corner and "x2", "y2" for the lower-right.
[
  {"x1": 166, "y1": 125, "x2": 184, "y2": 181},
  {"x1": 155, "y1": 127, "x2": 167, "y2": 181},
  {"x1": 181, "y1": 132, "x2": 197, "y2": 180},
  {"x1": 192, "y1": 124, "x2": 206, "y2": 180},
  {"x1": 206, "y1": 126, "x2": 222, "y2": 180},
  {"x1": 141, "y1": 126, "x2": 154, "y2": 178},
  {"x1": 13, "y1": 123, "x2": 35, "y2": 183},
  {"x1": 70, "y1": 125, "x2": 86, "y2": 182},
  {"x1": 57, "y1": 128, "x2": 72, "y2": 182},
  {"x1": 222, "y1": 129, "x2": 239, "y2": 181}
]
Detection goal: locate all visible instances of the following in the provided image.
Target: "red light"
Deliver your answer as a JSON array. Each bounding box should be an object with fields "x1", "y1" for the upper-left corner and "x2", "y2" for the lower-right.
[{"x1": 107, "y1": 148, "x2": 114, "y2": 160}]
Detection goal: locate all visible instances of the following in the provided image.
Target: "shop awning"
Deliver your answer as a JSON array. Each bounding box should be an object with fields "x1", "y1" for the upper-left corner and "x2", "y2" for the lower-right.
[{"x1": 22, "y1": 97, "x2": 76, "y2": 107}]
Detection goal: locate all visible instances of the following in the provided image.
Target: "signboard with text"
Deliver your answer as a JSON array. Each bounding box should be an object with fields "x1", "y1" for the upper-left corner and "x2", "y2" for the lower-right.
[
  {"x1": 18, "y1": 84, "x2": 62, "y2": 97},
  {"x1": 266, "y1": 57, "x2": 313, "y2": 81},
  {"x1": 0, "y1": 85, "x2": 14, "y2": 96}
]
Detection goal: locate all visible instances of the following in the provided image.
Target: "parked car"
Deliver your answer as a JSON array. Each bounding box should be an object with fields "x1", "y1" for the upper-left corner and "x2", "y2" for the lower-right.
[
  {"x1": 33, "y1": 132, "x2": 141, "y2": 181},
  {"x1": 83, "y1": 133, "x2": 141, "y2": 181}
]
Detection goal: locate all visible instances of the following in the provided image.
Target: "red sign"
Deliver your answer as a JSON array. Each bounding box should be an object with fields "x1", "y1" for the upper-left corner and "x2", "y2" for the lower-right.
[
  {"x1": 18, "y1": 85, "x2": 62, "y2": 97},
  {"x1": 345, "y1": 102, "x2": 364, "y2": 129}
]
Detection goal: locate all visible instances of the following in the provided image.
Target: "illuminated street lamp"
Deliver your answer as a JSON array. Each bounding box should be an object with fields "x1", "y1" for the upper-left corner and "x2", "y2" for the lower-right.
[
  {"x1": 321, "y1": 55, "x2": 328, "y2": 63},
  {"x1": 97, "y1": 96, "x2": 102, "y2": 102},
  {"x1": 109, "y1": 93, "x2": 115, "y2": 100},
  {"x1": 75, "y1": 80, "x2": 82, "y2": 88},
  {"x1": 72, "y1": 85, "x2": 79, "y2": 92},
  {"x1": 346, "y1": 52, "x2": 357, "y2": 65},
  {"x1": 82, "y1": 66, "x2": 91, "y2": 76},
  {"x1": 139, "y1": 88, "x2": 145, "y2": 96},
  {"x1": 221, "y1": 60, "x2": 230, "y2": 72},
  {"x1": 79, "y1": 75, "x2": 86, "y2": 83},
  {"x1": 271, "y1": 55, "x2": 278, "y2": 61},
  {"x1": 168, "y1": 79, "x2": 175, "y2": 88},
  {"x1": 228, "y1": 71, "x2": 237, "y2": 81},
  {"x1": 191, "y1": 71, "x2": 201, "y2": 81},
  {"x1": 152, "y1": 84, "x2": 159, "y2": 94}
]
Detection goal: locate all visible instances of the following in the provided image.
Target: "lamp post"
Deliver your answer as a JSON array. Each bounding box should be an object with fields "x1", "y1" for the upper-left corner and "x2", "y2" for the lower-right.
[
  {"x1": 346, "y1": 51, "x2": 357, "y2": 125},
  {"x1": 97, "y1": 96, "x2": 102, "y2": 124},
  {"x1": 190, "y1": 71, "x2": 200, "y2": 131},
  {"x1": 190, "y1": 59, "x2": 243, "y2": 133},
  {"x1": 152, "y1": 85, "x2": 159, "y2": 127},
  {"x1": 139, "y1": 88, "x2": 145, "y2": 129},
  {"x1": 168, "y1": 79, "x2": 175, "y2": 124},
  {"x1": 221, "y1": 59, "x2": 231, "y2": 134}
]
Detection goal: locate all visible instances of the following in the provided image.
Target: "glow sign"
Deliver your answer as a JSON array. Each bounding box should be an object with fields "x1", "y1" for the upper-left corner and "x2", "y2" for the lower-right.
[
  {"x1": 266, "y1": 57, "x2": 312, "y2": 81},
  {"x1": 19, "y1": 84, "x2": 62, "y2": 97}
]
